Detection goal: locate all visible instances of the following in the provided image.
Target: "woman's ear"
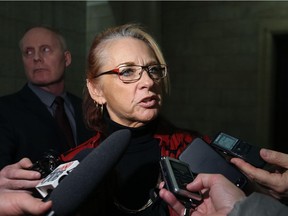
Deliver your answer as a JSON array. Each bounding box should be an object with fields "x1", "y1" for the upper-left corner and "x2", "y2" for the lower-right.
[{"x1": 86, "y1": 79, "x2": 106, "y2": 104}]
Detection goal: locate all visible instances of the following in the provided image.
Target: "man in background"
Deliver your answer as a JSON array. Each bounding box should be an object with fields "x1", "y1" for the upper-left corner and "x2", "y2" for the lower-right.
[{"x1": 0, "y1": 26, "x2": 93, "y2": 170}]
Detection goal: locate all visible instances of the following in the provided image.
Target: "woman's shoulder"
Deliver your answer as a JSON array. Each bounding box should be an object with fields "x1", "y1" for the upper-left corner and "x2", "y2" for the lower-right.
[
  {"x1": 60, "y1": 132, "x2": 103, "y2": 162},
  {"x1": 155, "y1": 117, "x2": 211, "y2": 158}
]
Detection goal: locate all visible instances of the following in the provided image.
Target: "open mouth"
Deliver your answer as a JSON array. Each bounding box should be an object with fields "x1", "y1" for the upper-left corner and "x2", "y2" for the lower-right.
[{"x1": 140, "y1": 96, "x2": 159, "y2": 108}]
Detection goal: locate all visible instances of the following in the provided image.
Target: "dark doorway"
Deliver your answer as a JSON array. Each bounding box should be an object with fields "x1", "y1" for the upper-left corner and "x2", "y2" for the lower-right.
[{"x1": 273, "y1": 34, "x2": 288, "y2": 153}]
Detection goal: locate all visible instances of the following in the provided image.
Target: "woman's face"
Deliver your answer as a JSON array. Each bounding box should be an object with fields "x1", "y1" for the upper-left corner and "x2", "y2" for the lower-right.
[{"x1": 88, "y1": 37, "x2": 163, "y2": 128}]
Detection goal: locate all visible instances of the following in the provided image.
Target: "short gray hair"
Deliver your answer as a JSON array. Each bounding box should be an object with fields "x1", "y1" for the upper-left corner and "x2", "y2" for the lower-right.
[{"x1": 19, "y1": 26, "x2": 68, "y2": 51}]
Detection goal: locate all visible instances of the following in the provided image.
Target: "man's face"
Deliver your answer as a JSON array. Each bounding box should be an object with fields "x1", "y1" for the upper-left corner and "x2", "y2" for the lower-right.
[{"x1": 20, "y1": 27, "x2": 71, "y2": 86}]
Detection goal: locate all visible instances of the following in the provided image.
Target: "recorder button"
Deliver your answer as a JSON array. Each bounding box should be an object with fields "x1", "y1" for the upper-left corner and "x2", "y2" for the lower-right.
[
  {"x1": 242, "y1": 143, "x2": 251, "y2": 154},
  {"x1": 235, "y1": 142, "x2": 249, "y2": 154},
  {"x1": 235, "y1": 177, "x2": 246, "y2": 188}
]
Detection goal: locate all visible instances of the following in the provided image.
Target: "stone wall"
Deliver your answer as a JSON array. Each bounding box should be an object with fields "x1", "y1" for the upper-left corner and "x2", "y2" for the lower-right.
[
  {"x1": 92, "y1": 1, "x2": 288, "y2": 150},
  {"x1": 2, "y1": 1, "x2": 288, "y2": 150}
]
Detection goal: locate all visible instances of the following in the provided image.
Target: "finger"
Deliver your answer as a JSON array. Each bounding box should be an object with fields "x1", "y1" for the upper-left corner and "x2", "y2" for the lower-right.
[
  {"x1": 0, "y1": 161, "x2": 41, "y2": 180},
  {"x1": 186, "y1": 174, "x2": 206, "y2": 191},
  {"x1": 190, "y1": 209, "x2": 205, "y2": 216},
  {"x1": 187, "y1": 173, "x2": 228, "y2": 191},
  {"x1": 18, "y1": 158, "x2": 34, "y2": 169},
  {"x1": 260, "y1": 149, "x2": 288, "y2": 169},
  {"x1": 0, "y1": 168, "x2": 41, "y2": 182},
  {"x1": 159, "y1": 181, "x2": 165, "y2": 189},
  {"x1": 5, "y1": 179, "x2": 42, "y2": 190},
  {"x1": 19, "y1": 195, "x2": 52, "y2": 215},
  {"x1": 23, "y1": 199, "x2": 52, "y2": 215},
  {"x1": 231, "y1": 157, "x2": 256, "y2": 173},
  {"x1": 231, "y1": 158, "x2": 282, "y2": 188},
  {"x1": 159, "y1": 188, "x2": 184, "y2": 215},
  {"x1": 6, "y1": 169, "x2": 41, "y2": 180}
]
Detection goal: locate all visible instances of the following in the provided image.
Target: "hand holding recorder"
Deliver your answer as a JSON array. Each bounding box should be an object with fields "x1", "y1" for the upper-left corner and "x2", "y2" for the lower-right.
[
  {"x1": 179, "y1": 137, "x2": 247, "y2": 189},
  {"x1": 231, "y1": 148, "x2": 288, "y2": 199},
  {"x1": 159, "y1": 173, "x2": 246, "y2": 216},
  {"x1": 0, "y1": 158, "x2": 42, "y2": 193},
  {"x1": 211, "y1": 132, "x2": 266, "y2": 168},
  {"x1": 214, "y1": 133, "x2": 288, "y2": 199},
  {"x1": 159, "y1": 157, "x2": 203, "y2": 210}
]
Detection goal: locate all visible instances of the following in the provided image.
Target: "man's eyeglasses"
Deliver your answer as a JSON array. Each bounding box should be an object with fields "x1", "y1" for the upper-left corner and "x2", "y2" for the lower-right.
[{"x1": 93, "y1": 64, "x2": 167, "y2": 83}]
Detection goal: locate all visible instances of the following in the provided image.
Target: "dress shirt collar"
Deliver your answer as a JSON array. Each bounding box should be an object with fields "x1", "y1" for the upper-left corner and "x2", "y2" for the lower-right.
[{"x1": 27, "y1": 82, "x2": 67, "y2": 108}]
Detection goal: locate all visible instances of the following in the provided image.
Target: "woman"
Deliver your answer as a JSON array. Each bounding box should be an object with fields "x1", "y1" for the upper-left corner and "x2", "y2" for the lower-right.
[{"x1": 60, "y1": 24, "x2": 208, "y2": 216}]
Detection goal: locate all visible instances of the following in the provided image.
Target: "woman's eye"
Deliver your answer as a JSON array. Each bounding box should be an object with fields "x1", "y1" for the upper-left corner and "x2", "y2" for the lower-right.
[
  {"x1": 149, "y1": 66, "x2": 162, "y2": 74},
  {"x1": 119, "y1": 67, "x2": 135, "y2": 77}
]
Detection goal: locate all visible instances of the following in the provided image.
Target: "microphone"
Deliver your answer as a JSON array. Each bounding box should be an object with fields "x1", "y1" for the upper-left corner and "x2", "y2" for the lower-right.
[
  {"x1": 45, "y1": 129, "x2": 131, "y2": 216},
  {"x1": 36, "y1": 160, "x2": 80, "y2": 197},
  {"x1": 72, "y1": 148, "x2": 94, "y2": 162},
  {"x1": 36, "y1": 149, "x2": 94, "y2": 197}
]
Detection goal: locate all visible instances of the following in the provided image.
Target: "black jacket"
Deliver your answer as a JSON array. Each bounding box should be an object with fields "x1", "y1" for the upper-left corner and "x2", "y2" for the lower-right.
[{"x1": 0, "y1": 84, "x2": 94, "y2": 169}]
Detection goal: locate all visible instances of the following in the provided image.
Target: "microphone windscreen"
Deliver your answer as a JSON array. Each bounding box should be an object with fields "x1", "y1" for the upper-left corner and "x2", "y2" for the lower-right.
[
  {"x1": 48, "y1": 129, "x2": 131, "y2": 216},
  {"x1": 72, "y1": 148, "x2": 94, "y2": 162}
]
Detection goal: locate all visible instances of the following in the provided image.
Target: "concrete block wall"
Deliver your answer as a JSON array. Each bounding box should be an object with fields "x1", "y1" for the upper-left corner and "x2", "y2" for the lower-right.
[
  {"x1": 86, "y1": 1, "x2": 288, "y2": 149},
  {"x1": 86, "y1": 1, "x2": 115, "y2": 54},
  {"x1": 2, "y1": 1, "x2": 288, "y2": 150},
  {"x1": 158, "y1": 1, "x2": 288, "y2": 148},
  {"x1": 161, "y1": 1, "x2": 261, "y2": 142}
]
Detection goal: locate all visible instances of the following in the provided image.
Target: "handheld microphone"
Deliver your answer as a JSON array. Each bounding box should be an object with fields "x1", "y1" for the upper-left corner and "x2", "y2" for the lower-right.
[
  {"x1": 36, "y1": 149, "x2": 94, "y2": 197},
  {"x1": 36, "y1": 160, "x2": 80, "y2": 197},
  {"x1": 72, "y1": 148, "x2": 94, "y2": 162},
  {"x1": 45, "y1": 129, "x2": 131, "y2": 216}
]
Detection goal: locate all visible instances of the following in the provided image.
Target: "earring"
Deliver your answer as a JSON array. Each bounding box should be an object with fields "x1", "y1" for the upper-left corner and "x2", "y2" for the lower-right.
[
  {"x1": 94, "y1": 101, "x2": 104, "y2": 117},
  {"x1": 99, "y1": 103, "x2": 103, "y2": 116}
]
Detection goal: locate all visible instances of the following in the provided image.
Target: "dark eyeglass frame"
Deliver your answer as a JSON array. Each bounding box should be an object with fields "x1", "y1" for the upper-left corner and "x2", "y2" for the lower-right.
[{"x1": 93, "y1": 64, "x2": 167, "y2": 83}]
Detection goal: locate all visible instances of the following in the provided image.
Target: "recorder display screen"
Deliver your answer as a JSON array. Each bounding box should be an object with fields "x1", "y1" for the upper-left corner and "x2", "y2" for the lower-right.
[
  {"x1": 170, "y1": 160, "x2": 190, "y2": 175},
  {"x1": 214, "y1": 133, "x2": 239, "y2": 150}
]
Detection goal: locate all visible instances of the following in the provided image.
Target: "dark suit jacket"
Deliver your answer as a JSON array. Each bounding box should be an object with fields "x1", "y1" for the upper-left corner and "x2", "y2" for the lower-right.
[{"x1": 0, "y1": 84, "x2": 94, "y2": 169}]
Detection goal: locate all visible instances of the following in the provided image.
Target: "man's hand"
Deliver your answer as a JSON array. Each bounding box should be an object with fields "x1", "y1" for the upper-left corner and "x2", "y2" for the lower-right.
[
  {"x1": 0, "y1": 158, "x2": 42, "y2": 192},
  {"x1": 231, "y1": 148, "x2": 288, "y2": 198},
  {"x1": 0, "y1": 191, "x2": 52, "y2": 215},
  {"x1": 159, "y1": 174, "x2": 245, "y2": 216}
]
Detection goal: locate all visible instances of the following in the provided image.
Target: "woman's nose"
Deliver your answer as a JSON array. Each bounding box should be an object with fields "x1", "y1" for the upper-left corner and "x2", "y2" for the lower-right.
[{"x1": 139, "y1": 70, "x2": 154, "y2": 86}]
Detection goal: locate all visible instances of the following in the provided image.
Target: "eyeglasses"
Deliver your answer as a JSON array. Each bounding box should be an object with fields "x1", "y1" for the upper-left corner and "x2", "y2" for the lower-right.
[{"x1": 93, "y1": 64, "x2": 167, "y2": 83}]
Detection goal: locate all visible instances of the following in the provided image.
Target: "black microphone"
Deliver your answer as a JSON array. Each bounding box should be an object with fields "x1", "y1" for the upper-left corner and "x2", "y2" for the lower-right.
[
  {"x1": 72, "y1": 148, "x2": 94, "y2": 162},
  {"x1": 45, "y1": 129, "x2": 131, "y2": 216}
]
